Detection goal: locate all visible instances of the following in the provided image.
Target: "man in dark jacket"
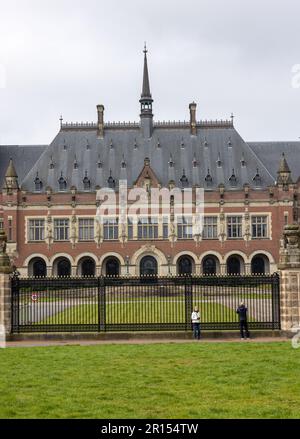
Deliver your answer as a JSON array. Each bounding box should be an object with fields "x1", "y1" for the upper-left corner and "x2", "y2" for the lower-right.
[{"x1": 236, "y1": 301, "x2": 250, "y2": 340}]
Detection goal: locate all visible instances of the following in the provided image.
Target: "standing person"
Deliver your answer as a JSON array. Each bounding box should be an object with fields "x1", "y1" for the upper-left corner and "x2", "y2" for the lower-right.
[
  {"x1": 236, "y1": 301, "x2": 250, "y2": 340},
  {"x1": 191, "y1": 306, "x2": 201, "y2": 340}
]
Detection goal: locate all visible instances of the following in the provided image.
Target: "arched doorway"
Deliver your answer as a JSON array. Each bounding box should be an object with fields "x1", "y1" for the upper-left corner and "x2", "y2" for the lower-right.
[
  {"x1": 177, "y1": 256, "x2": 193, "y2": 275},
  {"x1": 227, "y1": 256, "x2": 242, "y2": 275},
  {"x1": 202, "y1": 256, "x2": 217, "y2": 275},
  {"x1": 140, "y1": 256, "x2": 158, "y2": 276},
  {"x1": 80, "y1": 258, "x2": 96, "y2": 277},
  {"x1": 56, "y1": 258, "x2": 71, "y2": 277},
  {"x1": 251, "y1": 255, "x2": 268, "y2": 274},
  {"x1": 29, "y1": 258, "x2": 47, "y2": 277},
  {"x1": 105, "y1": 258, "x2": 120, "y2": 277}
]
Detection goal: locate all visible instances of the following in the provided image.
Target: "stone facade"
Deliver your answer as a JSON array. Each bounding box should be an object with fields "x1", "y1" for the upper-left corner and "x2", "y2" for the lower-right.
[
  {"x1": 0, "y1": 230, "x2": 12, "y2": 335},
  {"x1": 279, "y1": 224, "x2": 300, "y2": 331}
]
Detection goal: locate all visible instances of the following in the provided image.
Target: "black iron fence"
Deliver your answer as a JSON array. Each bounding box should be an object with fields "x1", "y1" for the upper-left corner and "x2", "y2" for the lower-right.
[{"x1": 11, "y1": 274, "x2": 280, "y2": 333}]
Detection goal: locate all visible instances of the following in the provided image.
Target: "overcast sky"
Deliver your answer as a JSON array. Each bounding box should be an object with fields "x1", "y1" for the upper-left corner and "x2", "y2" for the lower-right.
[{"x1": 0, "y1": 0, "x2": 299, "y2": 145}]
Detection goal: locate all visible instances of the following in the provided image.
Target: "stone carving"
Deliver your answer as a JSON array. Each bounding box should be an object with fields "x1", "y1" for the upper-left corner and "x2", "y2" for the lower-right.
[
  {"x1": 0, "y1": 230, "x2": 6, "y2": 254},
  {"x1": 0, "y1": 230, "x2": 13, "y2": 273},
  {"x1": 279, "y1": 224, "x2": 300, "y2": 269}
]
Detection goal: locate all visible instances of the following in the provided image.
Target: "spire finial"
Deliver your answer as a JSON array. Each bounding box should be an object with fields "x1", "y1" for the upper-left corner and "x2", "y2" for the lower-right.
[
  {"x1": 141, "y1": 44, "x2": 151, "y2": 99},
  {"x1": 144, "y1": 42, "x2": 147, "y2": 54}
]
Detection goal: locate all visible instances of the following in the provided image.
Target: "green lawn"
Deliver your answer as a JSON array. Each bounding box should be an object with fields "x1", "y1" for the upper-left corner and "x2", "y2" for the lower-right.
[
  {"x1": 0, "y1": 342, "x2": 299, "y2": 418},
  {"x1": 40, "y1": 302, "x2": 238, "y2": 325}
]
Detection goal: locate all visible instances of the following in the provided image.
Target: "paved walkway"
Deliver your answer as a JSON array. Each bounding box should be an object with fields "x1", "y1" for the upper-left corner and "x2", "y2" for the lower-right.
[{"x1": 5, "y1": 336, "x2": 290, "y2": 348}]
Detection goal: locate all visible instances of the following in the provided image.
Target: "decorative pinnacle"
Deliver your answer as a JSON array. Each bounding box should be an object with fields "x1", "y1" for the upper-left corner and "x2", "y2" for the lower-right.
[{"x1": 144, "y1": 42, "x2": 147, "y2": 54}]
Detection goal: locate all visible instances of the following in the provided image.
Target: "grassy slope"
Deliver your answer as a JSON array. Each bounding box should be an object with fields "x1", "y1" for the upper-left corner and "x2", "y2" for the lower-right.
[{"x1": 0, "y1": 342, "x2": 299, "y2": 419}]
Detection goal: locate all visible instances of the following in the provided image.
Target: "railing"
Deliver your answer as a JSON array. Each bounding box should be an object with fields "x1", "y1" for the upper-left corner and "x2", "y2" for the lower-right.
[
  {"x1": 11, "y1": 274, "x2": 280, "y2": 333},
  {"x1": 60, "y1": 119, "x2": 234, "y2": 131}
]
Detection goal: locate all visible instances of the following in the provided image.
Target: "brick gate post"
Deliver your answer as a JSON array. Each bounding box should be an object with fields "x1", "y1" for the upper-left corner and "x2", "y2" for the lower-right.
[
  {"x1": 278, "y1": 224, "x2": 300, "y2": 333},
  {"x1": 0, "y1": 230, "x2": 13, "y2": 337}
]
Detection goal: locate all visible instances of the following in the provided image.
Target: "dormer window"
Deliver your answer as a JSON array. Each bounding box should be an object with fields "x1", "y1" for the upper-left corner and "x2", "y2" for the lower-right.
[
  {"x1": 229, "y1": 169, "x2": 237, "y2": 186},
  {"x1": 205, "y1": 169, "x2": 213, "y2": 187},
  {"x1": 83, "y1": 171, "x2": 91, "y2": 191},
  {"x1": 107, "y1": 170, "x2": 115, "y2": 189},
  {"x1": 180, "y1": 170, "x2": 188, "y2": 188},
  {"x1": 253, "y1": 169, "x2": 262, "y2": 187},
  {"x1": 121, "y1": 156, "x2": 127, "y2": 169},
  {"x1": 34, "y1": 173, "x2": 43, "y2": 192},
  {"x1": 58, "y1": 173, "x2": 67, "y2": 191}
]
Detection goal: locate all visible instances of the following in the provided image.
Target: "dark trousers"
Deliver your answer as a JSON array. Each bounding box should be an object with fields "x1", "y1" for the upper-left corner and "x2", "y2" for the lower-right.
[
  {"x1": 192, "y1": 323, "x2": 201, "y2": 339},
  {"x1": 239, "y1": 320, "x2": 250, "y2": 338}
]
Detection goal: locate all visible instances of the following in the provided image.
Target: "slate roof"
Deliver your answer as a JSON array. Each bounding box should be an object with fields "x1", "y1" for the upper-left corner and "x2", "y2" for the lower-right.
[
  {"x1": 248, "y1": 142, "x2": 300, "y2": 183},
  {"x1": 18, "y1": 124, "x2": 279, "y2": 192},
  {"x1": 0, "y1": 145, "x2": 47, "y2": 187}
]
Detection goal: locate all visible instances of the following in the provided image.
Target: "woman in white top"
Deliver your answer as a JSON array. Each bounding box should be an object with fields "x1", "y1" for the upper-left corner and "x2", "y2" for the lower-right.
[{"x1": 191, "y1": 306, "x2": 201, "y2": 340}]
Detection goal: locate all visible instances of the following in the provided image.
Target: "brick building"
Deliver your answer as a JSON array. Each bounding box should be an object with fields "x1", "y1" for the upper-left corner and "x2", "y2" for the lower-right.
[{"x1": 0, "y1": 48, "x2": 299, "y2": 277}]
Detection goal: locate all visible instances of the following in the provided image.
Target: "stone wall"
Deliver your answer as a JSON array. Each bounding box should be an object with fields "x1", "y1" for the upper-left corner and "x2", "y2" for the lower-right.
[
  {"x1": 0, "y1": 230, "x2": 12, "y2": 335},
  {"x1": 279, "y1": 224, "x2": 300, "y2": 332}
]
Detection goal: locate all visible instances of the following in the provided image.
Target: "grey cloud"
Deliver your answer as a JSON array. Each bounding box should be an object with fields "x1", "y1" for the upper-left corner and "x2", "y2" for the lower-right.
[{"x1": 0, "y1": 0, "x2": 299, "y2": 144}]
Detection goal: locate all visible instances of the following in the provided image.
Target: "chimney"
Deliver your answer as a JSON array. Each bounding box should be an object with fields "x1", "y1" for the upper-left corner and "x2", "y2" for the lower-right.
[
  {"x1": 189, "y1": 102, "x2": 197, "y2": 136},
  {"x1": 97, "y1": 104, "x2": 105, "y2": 138}
]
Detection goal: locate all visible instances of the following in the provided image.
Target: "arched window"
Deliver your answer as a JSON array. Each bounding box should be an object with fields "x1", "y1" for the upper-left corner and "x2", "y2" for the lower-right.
[
  {"x1": 251, "y1": 256, "x2": 266, "y2": 274},
  {"x1": 57, "y1": 258, "x2": 71, "y2": 277},
  {"x1": 178, "y1": 256, "x2": 193, "y2": 275},
  {"x1": 105, "y1": 258, "x2": 120, "y2": 276},
  {"x1": 31, "y1": 258, "x2": 47, "y2": 277},
  {"x1": 80, "y1": 258, "x2": 96, "y2": 277},
  {"x1": 202, "y1": 256, "x2": 217, "y2": 275},
  {"x1": 140, "y1": 256, "x2": 158, "y2": 277},
  {"x1": 227, "y1": 256, "x2": 241, "y2": 275}
]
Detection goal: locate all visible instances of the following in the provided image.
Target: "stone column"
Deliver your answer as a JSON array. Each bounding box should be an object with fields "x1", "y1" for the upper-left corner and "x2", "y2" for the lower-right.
[
  {"x1": 0, "y1": 230, "x2": 13, "y2": 336},
  {"x1": 278, "y1": 224, "x2": 300, "y2": 332}
]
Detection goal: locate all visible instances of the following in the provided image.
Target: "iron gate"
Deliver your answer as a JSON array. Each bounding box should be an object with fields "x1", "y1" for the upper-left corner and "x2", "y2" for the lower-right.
[{"x1": 11, "y1": 274, "x2": 280, "y2": 333}]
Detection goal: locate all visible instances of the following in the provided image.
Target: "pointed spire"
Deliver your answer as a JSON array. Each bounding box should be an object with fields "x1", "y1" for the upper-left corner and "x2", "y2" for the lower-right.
[
  {"x1": 278, "y1": 152, "x2": 291, "y2": 174},
  {"x1": 277, "y1": 152, "x2": 293, "y2": 185},
  {"x1": 140, "y1": 44, "x2": 153, "y2": 138},
  {"x1": 5, "y1": 158, "x2": 18, "y2": 178},
  {"x1": 141, "y1": 43, "x2": 151, "y2": 98}
]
